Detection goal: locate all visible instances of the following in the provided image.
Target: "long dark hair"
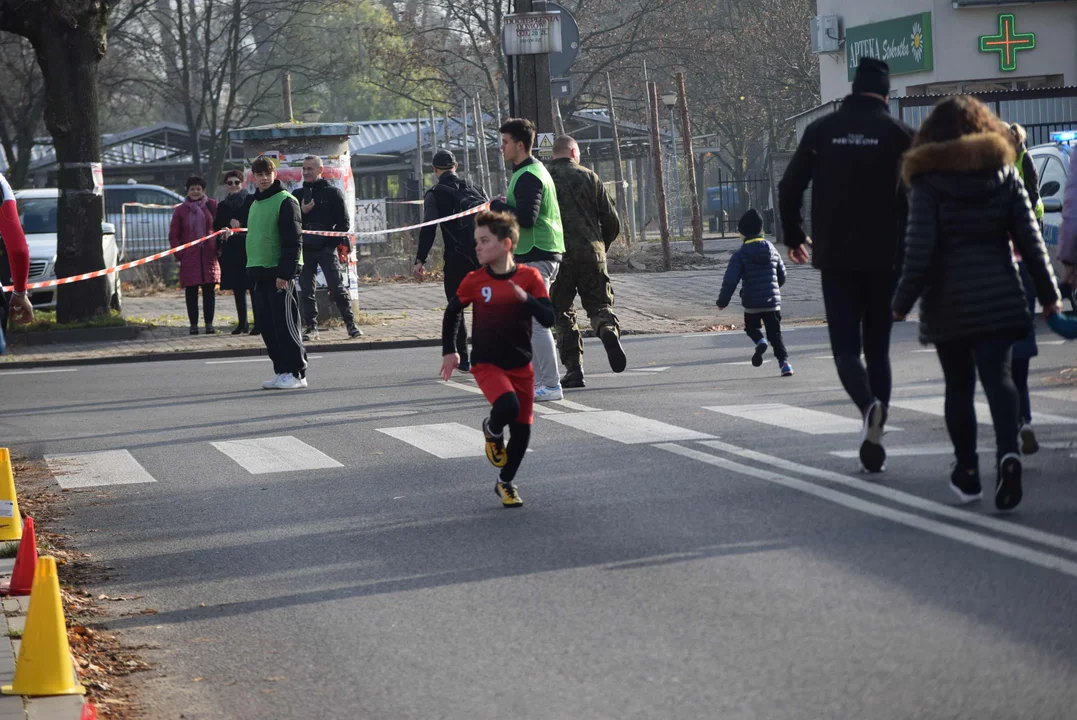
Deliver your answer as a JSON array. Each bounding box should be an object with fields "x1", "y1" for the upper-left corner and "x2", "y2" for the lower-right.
[{"x1": 912, "y1": 96, "x2": 1010, "y2": 147}]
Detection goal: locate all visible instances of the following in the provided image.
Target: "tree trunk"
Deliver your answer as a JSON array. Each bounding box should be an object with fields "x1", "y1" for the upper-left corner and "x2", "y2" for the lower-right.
[{"x1": 34, "y1": 13, "x2": 109, "y2": 322}]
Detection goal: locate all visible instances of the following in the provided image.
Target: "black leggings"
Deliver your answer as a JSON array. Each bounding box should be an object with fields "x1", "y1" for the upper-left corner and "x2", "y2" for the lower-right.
[
  {"x1": 1012, "y1": 357, "x2": 1032, "y2": 426},
  {"x1": 821, "y1": 270, "x2": 896, "y2": 414},
  {"x1": 936, "y1": 339, "x2": 1019, "y2": 470},
  {"x1": 185, "y1": 284, "x2": 216, "y2": 328},
  {"x1": 489, "y1": 392, "x2": 532, "y2": 484}
]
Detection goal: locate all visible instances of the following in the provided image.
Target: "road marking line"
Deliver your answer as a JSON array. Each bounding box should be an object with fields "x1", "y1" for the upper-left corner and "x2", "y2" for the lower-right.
[
  {"x1": 546, "y1": 410, "x2": 714, "y2": 444},
  {"x1": 698, "y1": 439, "x2": 1077, "y2": 557},
  {"x1": 812, "y1": 355, "x2": 834, "y2": 360},
  {"x1": 550, "y1": 398, "x2": 600, "y2": 412},
  {"x1": 440, "y1": 379, "x2": 562, "y2": 414},
  {"x1": 211, "y1": 436, "x2": 344, "y2": 475},
  {"x1": 45, "y1": 450, "x2": 156, "y2": 489},
  {"x1": 634, "y1": 366, "x2": 670, "y2": 373},
  {"x1": 0, "y1": 368, "x2": 78, "y2": 376},
  {"x1": 1041, "y1": 340, "x2": 1067, "y2": 346},
  {"x1": 715, "y1": 360, "x2": 772, "y2": 366},
  {"x1": 531, "y1": 404, "x2": 563, "y2": 416},
  {"x1": 703, "y1": 403, "x2": 901, "y2": 435},
  {"x1": 891, "y1": 397, "x2": 1077, "y2": 425},
  {"x1": 206, "y1": 355, "x2": 324, "y2": 364},
  {"x1": 1031, "y1": 388, "x2": 1077, "y2": 403},
  {"x1": 377, "y1": 422, "x2": 486, "y2": 458},
  {"x1": 657, "y1": 443, "x2": 1077, "y2": 578},
  {"x1": 830, "y1": 442, "x2": 1073, "y2": 459}
]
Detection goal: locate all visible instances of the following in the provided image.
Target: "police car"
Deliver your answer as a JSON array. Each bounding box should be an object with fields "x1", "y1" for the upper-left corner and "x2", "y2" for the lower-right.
[{"x1": 1028, "y1": 130, "x2": 1073, "y2": 293}]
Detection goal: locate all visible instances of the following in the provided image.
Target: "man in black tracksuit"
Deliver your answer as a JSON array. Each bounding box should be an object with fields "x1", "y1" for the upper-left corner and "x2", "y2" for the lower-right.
[
  {"x1": 296, "y1": 154, "x2": 361, "y2": 341},
  {"x1": 778, "y1": 58, "x2": 914, "y2": 473},
  {"x1": 414, "y1": 150, "x2": 486, "y2": 371}
]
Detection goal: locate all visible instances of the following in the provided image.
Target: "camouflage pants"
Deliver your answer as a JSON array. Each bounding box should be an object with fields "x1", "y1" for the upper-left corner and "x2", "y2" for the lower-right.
[{"x1": 549, "y1": 247, "x2": 618, "y2": 370}]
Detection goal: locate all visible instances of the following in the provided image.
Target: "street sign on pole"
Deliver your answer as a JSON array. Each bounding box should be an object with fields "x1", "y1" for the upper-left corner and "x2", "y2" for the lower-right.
[
  {"x1": 503, "y1": 12, "x2": 563, "y2": 55},
  {"x1": 551, "y1": 78, "x2": 572, "y2": 98},
  {"x1": 535, "y1": 132, "x2": 556, "y2": 159},
  {"x1": 547, "y1": 2, "x2": 579, "y2": 79}
]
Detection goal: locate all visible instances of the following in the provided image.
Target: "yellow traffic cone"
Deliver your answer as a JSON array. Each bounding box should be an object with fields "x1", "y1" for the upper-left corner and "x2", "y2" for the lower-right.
[
  {"x1": 1, "y1": 556, "x2": 86, "y2": 696},
  {"x1": 0, "y1": 448, "x2": 23, "y2": 542}
]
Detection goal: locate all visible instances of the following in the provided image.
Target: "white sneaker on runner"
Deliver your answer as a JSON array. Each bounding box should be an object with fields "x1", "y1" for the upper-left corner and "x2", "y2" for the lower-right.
[
  {"x1": 274, "y1": 374, "x2": 308, "y2": 390},
  {"x1": 262, "y1": 374, "x2": 285, "y2": 390},
  {"x1": 534, "y1": 385, "x2": 564, "y2": 402}
]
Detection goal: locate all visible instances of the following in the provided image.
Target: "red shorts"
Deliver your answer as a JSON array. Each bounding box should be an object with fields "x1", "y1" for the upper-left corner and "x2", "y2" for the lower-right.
[{"x1": 470, "y1": 363, "x2": 535, "y2": 425}]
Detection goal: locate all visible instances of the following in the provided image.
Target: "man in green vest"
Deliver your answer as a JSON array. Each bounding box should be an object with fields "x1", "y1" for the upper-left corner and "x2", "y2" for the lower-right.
[
  {"x1": 491, "y1": 118, "x2": 566, "y2": 402},
  {"x1": 247, "y1": 155, "x2": 307, "y2": 390}
]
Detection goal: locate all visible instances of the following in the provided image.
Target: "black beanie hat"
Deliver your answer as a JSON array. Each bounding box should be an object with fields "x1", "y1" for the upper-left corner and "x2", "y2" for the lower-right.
[
  {"x1": 738, "y1": 209, "x2": 764, "y2": 238},
  {"x1": 852, "y1": 57, "x2": 891, "y2": 97}
]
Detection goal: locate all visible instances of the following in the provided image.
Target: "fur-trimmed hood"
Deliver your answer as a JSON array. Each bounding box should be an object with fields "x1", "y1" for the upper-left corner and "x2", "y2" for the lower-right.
[{"x1": 902, "y1": 132, "x2": 1016, "y2": 186}]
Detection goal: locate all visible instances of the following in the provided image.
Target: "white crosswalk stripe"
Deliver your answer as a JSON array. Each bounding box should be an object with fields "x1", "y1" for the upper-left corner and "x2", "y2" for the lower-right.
[
  {"x1": 377, "y1": 422, "x2": 487, "y2": 458},
  {"x1": 211, "y1": 436, "x2": 344, "y2": 475},
  {"x1": 703, "y1": 403, "x2": 901, "y2": 435},
  {"x1": 891, "y1": 397, "x2": 1077, "y2": 426},
  {"x1": 545, "y1": 410, "x2": 713, "y2": 444},
  {"x1": 45, "y1": 450, "x2": 156, "y2": 489}
]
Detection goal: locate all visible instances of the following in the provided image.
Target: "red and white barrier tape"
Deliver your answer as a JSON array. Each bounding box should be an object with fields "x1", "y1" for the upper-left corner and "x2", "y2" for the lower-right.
[{"x1": 4, "y1": 201, "x2": 492, "y2": 292}]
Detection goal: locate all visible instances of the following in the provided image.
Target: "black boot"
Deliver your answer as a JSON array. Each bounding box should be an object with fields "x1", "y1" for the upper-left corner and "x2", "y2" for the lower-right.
[
  {"x1": 561, "y1": 366, "x2": 586, "y2": 389},
  {"x1": 600, "y1": 326, "x2": 627, "y2": 373}
]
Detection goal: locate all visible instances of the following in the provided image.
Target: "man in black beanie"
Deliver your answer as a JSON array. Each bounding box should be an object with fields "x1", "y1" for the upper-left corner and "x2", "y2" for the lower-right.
[{"x1": 777, "y1": 57, "x2": 914, "y2": 473}]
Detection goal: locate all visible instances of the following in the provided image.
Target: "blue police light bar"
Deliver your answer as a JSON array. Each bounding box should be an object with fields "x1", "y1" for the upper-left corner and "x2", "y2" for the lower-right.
[{"x1": 1050, "y1": 130, "x2": 1077, "y2": 144}]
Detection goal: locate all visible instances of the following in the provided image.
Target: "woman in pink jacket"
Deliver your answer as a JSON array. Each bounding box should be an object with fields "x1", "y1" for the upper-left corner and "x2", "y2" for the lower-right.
[{"x1": 170, "y1": 176, "x2": 220, "y2": 334}]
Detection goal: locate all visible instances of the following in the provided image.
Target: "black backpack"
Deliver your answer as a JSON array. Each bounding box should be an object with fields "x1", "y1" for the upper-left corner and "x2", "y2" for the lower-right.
[{"x1": 430, "y1": 179, "x2": 488, "y2": 266}]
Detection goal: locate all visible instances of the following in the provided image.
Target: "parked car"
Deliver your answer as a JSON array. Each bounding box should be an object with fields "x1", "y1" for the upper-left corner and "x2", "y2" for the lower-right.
[
  {"x1": 1028, "y1": 133, "x2": 1072, "y2": 292},
  {"x1": 103, "y1": 183, "x2": 184, "y2": 258},
  {"x1": 16, "y1": 189, "x2": 122, "y2": 312}
]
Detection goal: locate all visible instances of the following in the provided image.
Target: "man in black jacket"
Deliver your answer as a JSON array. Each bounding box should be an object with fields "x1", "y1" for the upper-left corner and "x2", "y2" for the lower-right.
[
  {"x1": 414, "y1": 150, "x2": 486, "y2": 371},
  {"x1": 296, "y1": 155, "x2": 361, "y2": 341},
  {"x1": 778, "y1": 58, "x2": 914, "y2": 473}
]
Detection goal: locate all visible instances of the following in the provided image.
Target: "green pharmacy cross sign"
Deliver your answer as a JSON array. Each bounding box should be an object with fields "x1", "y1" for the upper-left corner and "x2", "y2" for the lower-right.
[{"x1": 980, "y1": 14, "x2": 1035, "y2": 72}]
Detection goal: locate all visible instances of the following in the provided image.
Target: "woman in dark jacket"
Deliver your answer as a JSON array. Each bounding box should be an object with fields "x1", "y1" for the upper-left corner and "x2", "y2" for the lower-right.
[
  {"x1": 214, "y1": 170, "x2": 258, "y2": 335},
  {"x1": 892, "y1": 96, "x2": 1061, "y2": 511}
]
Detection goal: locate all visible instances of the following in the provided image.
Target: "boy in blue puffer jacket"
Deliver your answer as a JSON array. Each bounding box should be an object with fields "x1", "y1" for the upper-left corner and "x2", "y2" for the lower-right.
[{"x1": 717, "y1": 209, "x2": 792, "y2": 376}]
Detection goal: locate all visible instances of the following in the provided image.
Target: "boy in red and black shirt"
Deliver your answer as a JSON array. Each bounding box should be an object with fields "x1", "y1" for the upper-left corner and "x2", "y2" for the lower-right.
[{"x1": 441, "y1": 211, "x2": 555, "y2": 507}]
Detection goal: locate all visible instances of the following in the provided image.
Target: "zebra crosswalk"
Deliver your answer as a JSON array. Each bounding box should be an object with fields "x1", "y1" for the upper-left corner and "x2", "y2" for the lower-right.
[{"x1": 38, "y1": 383, "x2": 1077, "y2": 488}]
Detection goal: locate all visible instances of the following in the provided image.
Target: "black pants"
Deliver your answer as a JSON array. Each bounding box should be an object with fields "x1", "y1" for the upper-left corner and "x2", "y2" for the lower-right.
[
  {"x1": 1012, "y1": 357, "x2": 1032, "y2": 426},
  {"x1": 252, "y1": 275, "x2": 307, "y2": 378},
  {"x1": 821, "y1": 270, "x2": 896, "y2": 414},
  {"x1": 744, "y1": 311, "x2": 787, "y2": 362},
  {"x1": 234, "y1": 288, "x2": 258, "y2": 329},
  {"x1": 299, "y1": 246, "x2": 354, "y2": 328},
  {"x1": 936, "y1": 339, "x2": 1019, "y2": 469},
  {"x1": 444, "y1": 261, "x2": 473, "y2": 361},
  {"x1": 185, "y1": 284, "x2": 216, "y2": 328}
]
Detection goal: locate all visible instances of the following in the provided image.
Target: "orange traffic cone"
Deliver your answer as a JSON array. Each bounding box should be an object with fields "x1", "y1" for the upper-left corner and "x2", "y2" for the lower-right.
[
  {"x1": 0, "y1": 516, "x2": 36, "y2": 596},
  {"x1": 1, "y1": 556, "x2": 86, "y2": 696},
  {"x1": 0, "y1": 448, "x2": 23, "y2": 542}
]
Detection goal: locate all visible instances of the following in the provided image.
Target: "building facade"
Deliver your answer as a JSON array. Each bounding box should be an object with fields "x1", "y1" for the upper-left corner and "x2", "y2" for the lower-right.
[{"x1": 815, "y1": 0, "x2": 1077, "y2": 102}]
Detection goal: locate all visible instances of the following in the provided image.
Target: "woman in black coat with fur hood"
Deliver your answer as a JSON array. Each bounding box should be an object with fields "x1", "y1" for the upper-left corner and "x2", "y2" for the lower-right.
[
  {"x1": 892, "y1": 96, "x2": 1061, "y2": 511},
  {"x1": 214, "y1": 170, "x2": 258, "y2": 335}
]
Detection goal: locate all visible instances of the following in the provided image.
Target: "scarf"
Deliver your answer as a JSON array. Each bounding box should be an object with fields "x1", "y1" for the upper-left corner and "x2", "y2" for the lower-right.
[
  {"x1": 183, "y1": 195, "x2": 209, "y2": 241},
  {"x1": 221, "y1": 189, "x2": 248, "y2": 212}
]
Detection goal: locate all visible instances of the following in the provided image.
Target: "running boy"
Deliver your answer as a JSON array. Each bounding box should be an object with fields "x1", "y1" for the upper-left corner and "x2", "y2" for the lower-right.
[
  {"x1": 440, "y1": 211, "x2": 555, "y2": 508},
  {"x1": 717, "y1": 209, "x2": 793, "y2": 377}
]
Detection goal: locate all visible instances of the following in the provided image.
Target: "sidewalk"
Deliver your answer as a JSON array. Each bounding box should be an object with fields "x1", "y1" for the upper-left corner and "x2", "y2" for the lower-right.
[{"x1": 0, "y1": 263, "x2": 826, "y2": 369}]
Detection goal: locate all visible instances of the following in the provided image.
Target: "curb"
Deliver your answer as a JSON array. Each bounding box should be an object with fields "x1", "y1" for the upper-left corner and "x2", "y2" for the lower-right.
[{"x1": 0, "y1": 337, "x2": 443, "y2": 370}]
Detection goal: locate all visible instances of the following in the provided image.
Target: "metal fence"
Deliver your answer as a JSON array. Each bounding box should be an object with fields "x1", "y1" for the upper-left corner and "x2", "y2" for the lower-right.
[
  {"x1": 115, "y1": 202, "x2": 179, "y2": 260},
  {"x1": 703, "y1": 170, "x2": 774, "y2": 235}
]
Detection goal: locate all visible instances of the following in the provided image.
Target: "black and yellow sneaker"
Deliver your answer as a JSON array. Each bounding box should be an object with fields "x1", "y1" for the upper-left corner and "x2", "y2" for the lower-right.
[
  {"x1": 483, "y1": 418, "x2": 507, "y2": 468},
  {"x1": 495, "y1": 481, "x2": 523, "y2": 508}
]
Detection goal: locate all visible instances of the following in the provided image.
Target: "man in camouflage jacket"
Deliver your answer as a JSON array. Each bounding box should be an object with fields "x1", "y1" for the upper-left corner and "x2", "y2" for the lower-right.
[{"x1": 548, "y1": 136, "x2": 626, "y2": 387}]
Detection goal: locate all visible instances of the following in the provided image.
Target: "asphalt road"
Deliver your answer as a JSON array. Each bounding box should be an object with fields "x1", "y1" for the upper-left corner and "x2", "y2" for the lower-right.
[{"x1": 2, "y1": 324, "x2": 1076, "y2": 719}]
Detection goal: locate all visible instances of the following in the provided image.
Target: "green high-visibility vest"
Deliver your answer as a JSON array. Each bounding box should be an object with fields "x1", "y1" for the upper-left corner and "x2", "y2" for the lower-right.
[
  {"x1": 1016, "y1": 148, "x2": 1046, "y2": 220},
  {"x1": 508, "y1": 160, "x2": 565, "y2": 255},
  {"x1": 247, "y1": 189, "x2": 303, "y2": 269}
]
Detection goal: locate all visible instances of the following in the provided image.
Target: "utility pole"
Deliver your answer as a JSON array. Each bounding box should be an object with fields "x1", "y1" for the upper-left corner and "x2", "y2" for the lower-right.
[
  {"x1": 647, "y1": 82, "x2": 672, "y2": 271},
  {"x1": 444, "y1": 109, "x2": 451, "y2": 149},
  {"x1": 282, "y1": 72, "x2": 294, "y2": 122},
  {"x1": 514, "y1": 0, "x2": 555, "y2": 133},
  {"x1": 474, "y1": 94, "x2": 492, "y2": 192},
  {"x1": 676, "y1": 72, "x2": 704, "y2": 254},
  {"x1": 605, "y1": 72, "x2": 630, "y2": 247},
  {"x1": 414, "y1": 113, "x2": 424, "y2": 194},
  {"x1": 462, "y1": 98, "x2": 471, "y2": 181},
  {"x1": 428, "y1": 106, "x2": 437, "y2": 161}
]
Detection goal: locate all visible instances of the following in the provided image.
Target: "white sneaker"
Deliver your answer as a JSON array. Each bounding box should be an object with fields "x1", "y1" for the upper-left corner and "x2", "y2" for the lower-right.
[
  {"x1": 534, "y1": 384, "x2": 563, "y2": 402},
  {"x1": 262, "y1": 373, "x2": 285, "y2": 390},
  {"x1": 274, "y1": 373, "x2": 308, "y2": 390}
]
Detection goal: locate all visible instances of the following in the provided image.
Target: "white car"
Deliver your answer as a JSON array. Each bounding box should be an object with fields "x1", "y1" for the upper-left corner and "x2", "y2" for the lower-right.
[
  {"x1": 1028, "y1": 133, "x2": 1072, "y2": 306},
  {"x1": 16, "y1": 189, "x2": 122, "y2": 312}
]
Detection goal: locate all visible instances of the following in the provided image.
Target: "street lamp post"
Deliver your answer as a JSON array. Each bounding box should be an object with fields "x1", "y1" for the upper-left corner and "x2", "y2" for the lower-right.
[{"x1": 660, "y1": 92, "x2": 685, "y2": 237}]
